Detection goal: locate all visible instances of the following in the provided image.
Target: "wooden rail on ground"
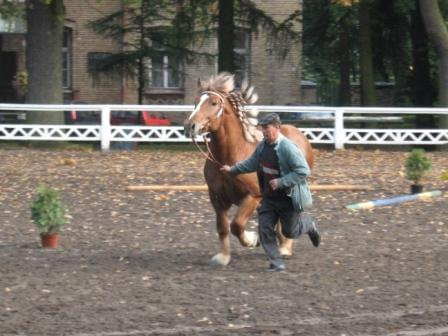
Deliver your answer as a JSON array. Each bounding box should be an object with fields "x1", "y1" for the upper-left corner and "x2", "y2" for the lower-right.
[{"x1": 126, "y1": 184, "x2": 371, "y2": 192}]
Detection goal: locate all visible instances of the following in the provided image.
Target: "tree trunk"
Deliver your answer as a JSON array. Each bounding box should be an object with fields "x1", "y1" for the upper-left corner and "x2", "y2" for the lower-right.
[
  {"x1": 137, "y1": 56, "x2": 144, "y2": 105},
  {"x1": 390, "y1": 8, "x2": 410, "y2": 106},
  {"x1": 358, "y1": 0, "x2": 376, "y2": 106},
  {"x1": 419, "y1": 0, "x2": 448, "y2": 128},
  {"x1": 218, "y1": 0, "x2": 234, "y2": 73},
  {"x1": 338, "y1": 16, "x2": 351, "y2": 106},
  {"x1": 26, "y1": 0, "x2": 65, "y2": 124},
  {"x1": 411, "y1": 1, "x2": 436, "y2": 127},
  {"x1": 137, "y1": 1, "x2": 145, "y2": 105}
]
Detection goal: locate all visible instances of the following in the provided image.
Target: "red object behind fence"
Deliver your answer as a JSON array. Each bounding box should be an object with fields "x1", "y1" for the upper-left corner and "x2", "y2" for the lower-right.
[{"x1": 142, "y1": 111, "x2": 171, "y2": 126}]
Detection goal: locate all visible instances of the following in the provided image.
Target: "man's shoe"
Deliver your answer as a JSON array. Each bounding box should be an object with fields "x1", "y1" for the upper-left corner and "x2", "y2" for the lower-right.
[
  {"x1": 308, "y1": 229, "x2": 320, "y2": 247},
  {"x1": 267, "y1": 263, "x2": 286, "y2": 272}
]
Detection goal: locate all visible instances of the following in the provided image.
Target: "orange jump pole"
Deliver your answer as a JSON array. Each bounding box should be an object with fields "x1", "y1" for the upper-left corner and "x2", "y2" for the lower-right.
[
  {"x1": 125, "y1": 184, "x2": 371, "y2": 192},
  {"x1": 126, "y1": 185, "x2": 209, "y2": 191}
]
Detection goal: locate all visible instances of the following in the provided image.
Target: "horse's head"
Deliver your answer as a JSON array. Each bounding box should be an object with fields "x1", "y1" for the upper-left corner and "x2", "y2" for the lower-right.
[
  {"x1": 184, "y1": 72, "x2": 261, "y2": 143},
  {"x1": 184, "y1": 88, "x2": 227, "y2": 138},
  {"x1": 184, "y1": 73, "x2": 235, "y2": 138}
]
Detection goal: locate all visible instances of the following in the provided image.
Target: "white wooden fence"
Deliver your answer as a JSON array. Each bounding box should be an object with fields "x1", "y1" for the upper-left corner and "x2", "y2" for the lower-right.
[{"x1": 1, "y1": 103, "x2": 448, "y2": 150}]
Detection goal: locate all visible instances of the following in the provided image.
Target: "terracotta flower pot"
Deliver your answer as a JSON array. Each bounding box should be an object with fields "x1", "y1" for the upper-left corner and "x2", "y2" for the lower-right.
[
  {"x1": 410, "y1": 184, "x2": 424, "y2": 194},
  {"x1": 40, "y1": 233, "x2": 60, "y2": 248}
]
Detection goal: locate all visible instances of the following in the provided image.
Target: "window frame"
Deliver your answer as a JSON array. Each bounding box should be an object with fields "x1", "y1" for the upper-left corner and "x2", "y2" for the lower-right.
[
  {"x1": 62, "y1": 27, "x2": 72, "y2": 90},
  {"x1": 148, "y1": 54, "x2": 183, "y2": 90},
  {"x1": 233, "y1": 28, "x2": 251, "y2": 86}
]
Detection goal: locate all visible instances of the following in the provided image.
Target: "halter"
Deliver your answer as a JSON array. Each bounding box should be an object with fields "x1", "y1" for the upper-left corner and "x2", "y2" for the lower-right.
[
  {"x1": 190, "y1": 90, "x2": 227, "y2": 167},
  {"x1": 201, "y1": 90, "x2": 225, "y2": 118},
  {"x1": 201, "y1": 91, "x2": 225, "y2": 101}
]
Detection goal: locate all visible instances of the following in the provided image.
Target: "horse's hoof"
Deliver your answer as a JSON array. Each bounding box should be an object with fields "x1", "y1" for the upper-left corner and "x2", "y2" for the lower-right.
[
  {"x1": 244, "y1": 231, "x2": 259, "y2": 247},
  {"x1": 210, "y1": 253, "x2": 231, "y2": 266},
  {"x1": 278, "y1": 247, "x2": 293, "y2": 258}
]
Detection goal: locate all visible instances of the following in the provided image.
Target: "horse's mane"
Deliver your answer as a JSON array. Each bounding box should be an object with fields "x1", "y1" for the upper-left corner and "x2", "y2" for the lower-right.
[{"x1": 199, "y1": 72, "x2": 263, "y2": 143}]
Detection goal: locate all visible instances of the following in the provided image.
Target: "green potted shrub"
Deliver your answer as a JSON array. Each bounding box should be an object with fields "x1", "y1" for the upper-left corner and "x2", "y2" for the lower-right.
[
  {"x1": 30, "y1": 185, "x2": 66, "y2": 248},
  {"x1": 441, "y1": 171, "x2": 448, "y2": 190},
  {"x1": 441, "y1": 170, "x2": 448, "y2": 182},
  {"x1": 405, "y1": 148, "x2": 432, "y2": 194}
]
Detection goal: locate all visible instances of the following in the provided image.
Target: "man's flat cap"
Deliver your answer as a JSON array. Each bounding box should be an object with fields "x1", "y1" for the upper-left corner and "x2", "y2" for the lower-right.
[{"x1": 259, "y1": 113, "x2": 281, "y2": 126}]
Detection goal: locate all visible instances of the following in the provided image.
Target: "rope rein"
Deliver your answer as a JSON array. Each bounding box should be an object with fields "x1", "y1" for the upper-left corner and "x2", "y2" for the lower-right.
[
  {"x1": 192, "y1": 135, "x2": 224, "y2": 167},
  {"x1": 189, "y1": 91, "x2": 228, "y2": 167}
]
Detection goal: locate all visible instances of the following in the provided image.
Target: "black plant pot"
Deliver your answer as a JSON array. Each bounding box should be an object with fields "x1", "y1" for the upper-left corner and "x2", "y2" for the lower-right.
[{"x1": 410, "y1": 184, "x2": 424, "y2": 194}]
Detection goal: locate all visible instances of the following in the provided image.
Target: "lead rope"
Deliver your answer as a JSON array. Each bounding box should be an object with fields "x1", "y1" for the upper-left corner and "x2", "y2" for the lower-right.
[
  {"x1": 192, "y1": 135, "x2": 223, "y2": 167},
  {"x1": 192, "y1": 135, "x2": 261, "y2": 197},
  {"x1": 204, "y1": 135, "x2": 224, "y2": 166}
]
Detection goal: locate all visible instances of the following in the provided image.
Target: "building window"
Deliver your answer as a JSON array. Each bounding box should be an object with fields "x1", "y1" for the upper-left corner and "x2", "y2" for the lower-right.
[
  {"x1": 0, "y1": 15, "x2": 26, "y2": 33},
  {"x1": 149, "y1": 54, "x2": 182, "y2": 89},
  {"x1": 0, "y1": 2, "x2": 26, "y2": 34},
  {"x1": 63, "y1": 27, "x2": 72, "y2": 89},
  {"x1": 234, "y1": 28, "x2": 250, "y2": 85},
  {"x1": 87, "y1": 52, "x2": 112, "y2": 72}
]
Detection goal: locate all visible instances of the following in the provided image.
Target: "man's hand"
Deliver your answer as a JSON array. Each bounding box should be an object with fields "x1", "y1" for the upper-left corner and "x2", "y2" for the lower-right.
[
  {"x1": 220, "y1": 165, "x2": 231, "y2": 173},
  {"x1": 269, "y1": 178, "x2": 279, "y2": 190}
]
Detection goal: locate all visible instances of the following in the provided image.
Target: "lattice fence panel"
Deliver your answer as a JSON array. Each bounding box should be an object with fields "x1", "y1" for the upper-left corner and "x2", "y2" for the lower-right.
[
  {"x1": 345, "y1": 129, "x2": 448, "y2": 144},
  {"x1": 110, "y1": 126, "x2": 186, "y2": 142},
  {"x1": 302, "y1": 128, "x2": 334, "y2": 143},
  {"x1": 0, "y1": 125, "x2": 100, "y2": 140}
]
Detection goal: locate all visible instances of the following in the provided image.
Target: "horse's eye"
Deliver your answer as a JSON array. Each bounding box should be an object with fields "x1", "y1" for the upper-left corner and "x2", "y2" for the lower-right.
[{"x1": 212, "y1": 102, "x2": 218, "y2": 106}]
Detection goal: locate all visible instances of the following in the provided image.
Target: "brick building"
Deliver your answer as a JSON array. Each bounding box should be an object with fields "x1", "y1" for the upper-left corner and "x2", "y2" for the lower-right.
[{"x1": 0, "y1": 0, "x2": 302, "y2": 105}]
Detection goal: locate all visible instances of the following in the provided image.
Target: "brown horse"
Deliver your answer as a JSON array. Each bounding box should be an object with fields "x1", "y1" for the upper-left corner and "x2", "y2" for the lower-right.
[{"x1": 184, "y1": 73, "x2": 314, "y2": 266}]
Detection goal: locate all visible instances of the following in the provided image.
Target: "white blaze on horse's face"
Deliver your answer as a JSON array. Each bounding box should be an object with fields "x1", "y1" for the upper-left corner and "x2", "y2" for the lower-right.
[
  {"x1": 186, "y1": 91, "x2": 225, "y2": 137},
  {"x1": 189, "y1": 94, "x2": 209, "y2": 121}
]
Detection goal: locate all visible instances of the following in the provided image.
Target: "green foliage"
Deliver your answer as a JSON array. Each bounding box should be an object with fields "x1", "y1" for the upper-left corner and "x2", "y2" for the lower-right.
[
  {"x1": 88, "y1": 0, "x2": 301, "y2": 84},
  {"x1": 441, "y1": 170, "x2": 448, "y2": 181},
  {"x1": 236, "y1": 0, "x2": 301, "y2": 59},
  {"x1": 87, "y1": 0, "x2": 217, "y2": 103},
  {"x1": 88, "y1": 1, "x2": 215, "y2": 71},
  {"x1": 303, "y1": 0, "x2": 439, "y2": 108},
  {"x1": 302, "y1": 0, "x2": 359, "y2": 104},
  {"x1": 404, "y1": 148, "x2": 432, "y2": 185},
  {"x1": 0, "y1": 0, "x2": 25, "y2": 19},
  {"x1": 30, "y1": 186, "x2": 66, "y2": 234}
]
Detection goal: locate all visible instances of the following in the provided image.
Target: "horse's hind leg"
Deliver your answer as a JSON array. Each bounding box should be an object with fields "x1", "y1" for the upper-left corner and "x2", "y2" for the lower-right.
[
  {"x1": 276, "y1": 223, "x2": 294, "y2": 257},
  {"x1": 231, "y1": 196, "x2": 260, "y2": 248}
]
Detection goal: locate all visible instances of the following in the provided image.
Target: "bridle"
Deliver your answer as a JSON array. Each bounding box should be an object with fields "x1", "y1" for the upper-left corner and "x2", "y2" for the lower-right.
[
  {"x1": 192, "y1": 135, "x2": 223, "y2": 167},
  {"x1": 189, "y1": 89, "x2": 261, "y2": 197},
  {"x1": 190, "y1": 90, "x2": 227, "y2": 167},
  {"x1": 202, "y1": 91, "x2": 225, "y2": 116}
]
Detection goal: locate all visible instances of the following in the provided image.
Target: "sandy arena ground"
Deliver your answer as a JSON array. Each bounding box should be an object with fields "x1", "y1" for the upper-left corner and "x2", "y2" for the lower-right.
[{"x1": 0, "y1": 147, "x2": 447, "y2": 336}]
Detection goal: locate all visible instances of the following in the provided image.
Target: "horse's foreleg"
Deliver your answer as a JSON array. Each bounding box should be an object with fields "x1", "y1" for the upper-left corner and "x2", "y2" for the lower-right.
[
  {"x1": 210, "y1": 210, "x2": 232, "y2": 266},
  {"x1": 276, "y1": 223, "x2": 294, "y2": 257},
  {"x1": 231, "y1": 196, "x2": 260, "y2": 248}
]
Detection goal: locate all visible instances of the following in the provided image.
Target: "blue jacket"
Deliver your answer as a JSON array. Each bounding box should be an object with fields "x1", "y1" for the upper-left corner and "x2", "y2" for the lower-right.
[{"x1": 230, "y1": 134, "x2": 312, "y2": 211}]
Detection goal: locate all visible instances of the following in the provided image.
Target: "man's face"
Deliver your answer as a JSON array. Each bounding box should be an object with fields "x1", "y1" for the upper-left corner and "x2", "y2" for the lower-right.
[{"x1": 261, "y1": 124, "x2": 280, "y2": 144}]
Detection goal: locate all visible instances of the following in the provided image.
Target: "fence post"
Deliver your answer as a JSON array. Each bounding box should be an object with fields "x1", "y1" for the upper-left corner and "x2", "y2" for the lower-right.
[
  {"x1": 100, "y1": 106, "x2": 111, "y2": 151},
  {"x1": 334, "y1": 109, "x2": 345, "y2": 149}
]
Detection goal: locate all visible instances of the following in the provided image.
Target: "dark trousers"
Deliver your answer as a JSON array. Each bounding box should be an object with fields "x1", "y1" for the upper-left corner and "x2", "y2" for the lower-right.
[{"x1": 257, "y1": 195, "x2": 315, "y2": 267}]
